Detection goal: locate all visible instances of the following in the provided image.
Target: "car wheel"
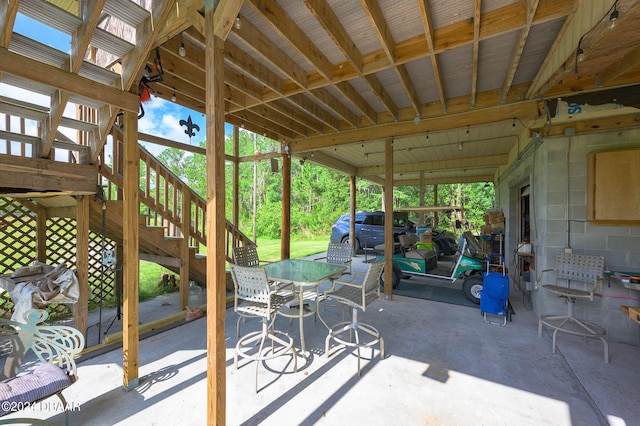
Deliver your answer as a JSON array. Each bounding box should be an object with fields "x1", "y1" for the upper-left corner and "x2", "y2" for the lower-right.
[
  {"x1": 341, "y1": 236, "x2": 361, "y2": 254},
  {"x1": 462, "y1": 274, "x2": 483, "y2": 304},
  {"x1": 380, "y1": 264, "x2": 401, "y2": 290}
]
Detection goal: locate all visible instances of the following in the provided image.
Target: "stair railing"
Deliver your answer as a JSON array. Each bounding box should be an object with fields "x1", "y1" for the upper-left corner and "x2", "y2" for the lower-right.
[{"x1": 98, "y1": 126, "x2": 253, "y2": 263}]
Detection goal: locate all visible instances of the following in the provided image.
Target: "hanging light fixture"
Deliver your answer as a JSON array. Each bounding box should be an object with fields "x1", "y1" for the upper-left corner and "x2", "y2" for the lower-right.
[
  {"x1": 178, "y1": 32, "x2": 186, "y2": 57},
  {"x1": 609, "y1": 3, "x2": 619, "y2": 30},
  {"x1": 234, "y1": 15, "x2": 242, "y2": 30},
  {"x1": 171, "y1": 88, "x2": 176, "y2": 102}
]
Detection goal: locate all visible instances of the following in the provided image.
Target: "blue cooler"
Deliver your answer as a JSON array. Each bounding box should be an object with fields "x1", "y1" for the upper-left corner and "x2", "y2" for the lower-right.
[{"x1": 480, "y1": 254, "x2": 510, "y2": 326}]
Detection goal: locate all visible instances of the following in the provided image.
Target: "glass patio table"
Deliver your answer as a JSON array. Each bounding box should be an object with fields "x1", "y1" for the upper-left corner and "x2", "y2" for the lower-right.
[{"x1": 262, "y1": 259, "x2": 346, "y2": 356}]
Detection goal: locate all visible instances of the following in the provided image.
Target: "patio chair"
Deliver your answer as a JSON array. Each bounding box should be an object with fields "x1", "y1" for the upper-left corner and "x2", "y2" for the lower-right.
[
  {"x1": 315, "y1": 242, "x2": 352, "y2": 276},
  {"x1": 536, "y1": 253, "x2": 608, "y2": 362},
  {"x1": 232, "y1": 245, "x2": 281, "y2": 337},
  {"x1": 229, "y1": 264, "x2": 298, "y2": 392},
  {"x1": 323, "y1": 260, "x2": 385, "y2": 375}
]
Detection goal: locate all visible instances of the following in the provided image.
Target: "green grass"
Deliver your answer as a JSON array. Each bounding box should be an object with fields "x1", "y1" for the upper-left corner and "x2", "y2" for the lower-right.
[
  {"x1": 255, "y1": 235, "x2": 330, "y2": 261},
  {"x1": 136, "y1": 235, "x2": 331, "y2": 301}
]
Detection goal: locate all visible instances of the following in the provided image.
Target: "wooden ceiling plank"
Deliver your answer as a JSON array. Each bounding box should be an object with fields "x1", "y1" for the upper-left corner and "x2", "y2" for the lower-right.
[
  {"x1": 271, "y1": 99, "x2": 326, "y2": 134},
  {"x1": 225, "y1": 41, "x2": 285, "y2": 96},
  {"x1": 470, "y1": 0, "x2": 481, "y2": 108},
  {"x1": 288, "y1": 93, "x2": 341, "y2": 131},
  {"x1": 225, "y1": 114, "x2": 282, "y2": 141},
  {"x1": 249, "y1": 104, "x2": 312, "y2": 137},
  {"x1": 418, "y1": 0, "x2": 446, "y2": 113},
  {"x1": 231, "y1": 14, "x2": 307, "y2": 89},
  {"x1": 359, "y1": 0, "x2": 404, "y2": 118},
  {"x1": 362, "y1": 73, "x2": 398, "y2": 119},
  {"x1": 247, "y1": 0, "x2": 333, "y2": 82},
  {"x1": 303, "y1": 0, "x2": 363, "y2": 73},
  {"x1": 398, "y1": 174, "x2": 495, "y2": 186},
  {"x1": 334, "y1": 81, "x2": 377, "y2": 125},
  {"x1": 501, "y1": 0, "x2": 540, "y2": 102},
  {"x1": 229, "y1": 109, "x2": 294, "y2": 139},
  {"x1": 0, "y1": 0, "x2": 18, "y2": 48},
  {"x1": 309, "y1": 87, "x2": 359, "y2": 128}
]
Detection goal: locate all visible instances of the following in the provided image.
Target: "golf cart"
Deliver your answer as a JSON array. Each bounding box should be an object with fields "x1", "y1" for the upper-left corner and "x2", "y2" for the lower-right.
[{"x1": 376, "y1": 231, "x2": 489, "y2": 304}]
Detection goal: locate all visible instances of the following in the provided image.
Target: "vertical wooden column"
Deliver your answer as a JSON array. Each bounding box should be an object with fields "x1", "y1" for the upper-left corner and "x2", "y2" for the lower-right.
[
  {"x1": 74, "y1": 195, "x2": 89, "y2": 341},
  {"x1": 179, "y1": 190, "x2": 191, "y2": 310},
  {"x1": 122, "y1": 109, "x2": 139, "y2": 390},
  {"x1": 281, "y1": 152, "x2": 291, "y2": 260},
  {"x1": 205, "y1": 9, "x2": 226, "y2": 426},
  {"x1": 383, "y1": 139, "x2": 394, "y2": 299},
  {"x1": 434, "y1": 184, "x2": 439, "y2": 228},
  {"x1": 419, "y1": 171, "x2": 425, "y2": 225},
  {"x1": 232, "y1": 125, "x2": 240, "y2": 227},
  {"x1": 349, "y1": 175, "x2": 356, "y2": 255}
]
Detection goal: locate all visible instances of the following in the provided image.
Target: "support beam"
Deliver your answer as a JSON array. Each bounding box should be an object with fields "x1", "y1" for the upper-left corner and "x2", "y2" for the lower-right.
[
  {"x1": 122, "y1": 109, "x2": 139, "y2": 390},
  {"x1": 0, "y1": 48, "x2": 139, "y2": 112},
  {"x1": 74, "y1": 195, "x2": 90, "y2": 342},
  {"x1": 281, "y1": 152, "x2": 291, "y2": 260},
  {"x1": 383, "y1": 139, "x2": 393, "y2": 299},
  {"x1": 349, "y1": 175, "x2": 356, "y2": 256},
  {"x1": 180, "y1": 190, "x2": 191, "y2": 311},
  {"x1": 204, "y1": 5, "x2": 227, "y2": 425}
]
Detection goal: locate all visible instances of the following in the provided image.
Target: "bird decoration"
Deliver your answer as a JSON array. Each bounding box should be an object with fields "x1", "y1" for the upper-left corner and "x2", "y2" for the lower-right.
[{"x1": 179, "y1": 115, "x2": 200, "y2": 144}]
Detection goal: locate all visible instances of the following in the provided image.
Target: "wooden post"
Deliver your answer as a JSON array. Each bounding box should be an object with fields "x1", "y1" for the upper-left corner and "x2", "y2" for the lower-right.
[
  {"x1": 434, "y1": 184, "x2": 439, "y2": 228},
  {"x1": 419, "y1": 171, "x2": 425, "y2": 225},
  {"x1": 383, "y1": 139, "x2": 394, "y2": 299},
  {"x1": 205, "y1": 9, "x2": 227, "y2": 426},
  {"x1": 74, "y1": 195, "x2": 89, "y2": 341},
  {"x1": 281, "y1": 152, "x2": 291, "y2": 260},
  {"x1": 122, "y1": 109, "x2": 139, "y2": 390},
  {"x1": 349, "y1": 175, "x2": 356, "y2": 255},
  {"x1": 179, "y1": 190, "x2": 191, "y2": 310},
  {"x1": 232, "y1": 125, "x2": 239, "y2": 227}
]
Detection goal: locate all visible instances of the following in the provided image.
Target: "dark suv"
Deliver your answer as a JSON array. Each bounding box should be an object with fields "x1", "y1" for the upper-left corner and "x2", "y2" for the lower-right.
[{"x1": 330, "y1": 211, "x2": 415, "y2": 253}]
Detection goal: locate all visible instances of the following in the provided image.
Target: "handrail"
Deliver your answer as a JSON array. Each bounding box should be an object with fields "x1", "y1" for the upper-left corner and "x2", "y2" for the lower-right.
[{"x1": 98, "y1": 126, "x2": 253, "y2": 264}]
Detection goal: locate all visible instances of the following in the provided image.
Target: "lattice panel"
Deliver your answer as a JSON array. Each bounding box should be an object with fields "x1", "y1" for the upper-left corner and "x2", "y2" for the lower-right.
[
  {"x1": 88, "y1": 230, "x2": 116, "y2": 309},
  {"x1": 0, "y1": 199, "x2": 36, "y2": 318},
  {"x1": 0, "y1": 201, "x2": 115, "y2": 320}
]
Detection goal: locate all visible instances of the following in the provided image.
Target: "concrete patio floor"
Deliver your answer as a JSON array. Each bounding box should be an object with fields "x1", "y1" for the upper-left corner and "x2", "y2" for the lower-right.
[{"x1": 4, "y1": 254, "x2": 640, "y2": 425}]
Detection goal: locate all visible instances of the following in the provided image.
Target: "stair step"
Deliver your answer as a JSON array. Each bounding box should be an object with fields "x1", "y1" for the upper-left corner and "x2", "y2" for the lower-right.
[
  {"x1": 18, "y1": 0, "x2": 81, "y2": 34},
  {"x1": 104, "y1": 0, "x2": 151, "y2": 28},
  {"x1": 0, "y1": 96, "x2": 48, "y2": 121},
  {"x1": 59, "y1": 117, "x2": 98, "y2": 133},
  {"x1": 10, "y1": 33, "x2": 67, "y2": 69},
  {"x1": 91, "y1": 28, "x2": 135, "y2": 58}
]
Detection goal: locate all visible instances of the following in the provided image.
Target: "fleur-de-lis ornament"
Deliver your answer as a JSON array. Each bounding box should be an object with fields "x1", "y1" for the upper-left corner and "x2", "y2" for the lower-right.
[{"x1": 179, "y1": 115, "x2": 200, "y2": 143}]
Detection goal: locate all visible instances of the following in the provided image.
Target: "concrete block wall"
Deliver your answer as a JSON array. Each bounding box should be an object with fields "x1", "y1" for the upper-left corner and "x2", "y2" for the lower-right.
[{"x1": 497, "y1": 129, "x2": 640, "y2": 345}]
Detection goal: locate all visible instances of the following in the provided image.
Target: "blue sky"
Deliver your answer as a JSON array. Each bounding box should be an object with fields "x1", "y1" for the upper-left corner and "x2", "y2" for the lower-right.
[{"x1": 6, "y1": 14, "x2": 234, "y2": 156}]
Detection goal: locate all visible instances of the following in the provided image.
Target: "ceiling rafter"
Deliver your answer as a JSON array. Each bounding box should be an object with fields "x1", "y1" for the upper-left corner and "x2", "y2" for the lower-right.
[
  {"x1": 501, "y1": 0, "x2": 540, "y2": 102},
  {"x1": 360, "y1": 0, "x2": 403, "y2": 118},
  {"x1": 418, "y1": 0, "x2": 446, "y2": 113},
  {"x1": 470, "y1": 0, "x2": 481, "y2": 108},
  {"x1": 247, "y1": 0, "x2": 371, "y2": 130},
  {"x1": 181, "y1": 24, "x2": 325, "y2": 138}
]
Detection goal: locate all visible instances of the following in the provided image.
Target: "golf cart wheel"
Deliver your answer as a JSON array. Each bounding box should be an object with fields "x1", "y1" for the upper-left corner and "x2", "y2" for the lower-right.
[
  {"x1": 462, "y1": 274, "x2": 483, "y2": 304},
  {"x1": 380, "y1": 264, "x2": 401, "y2": 290}
]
